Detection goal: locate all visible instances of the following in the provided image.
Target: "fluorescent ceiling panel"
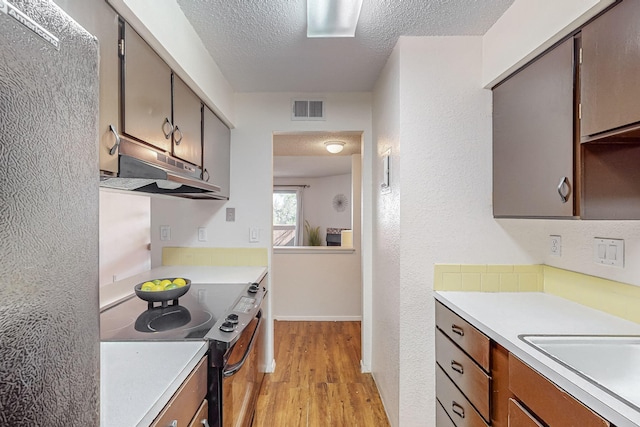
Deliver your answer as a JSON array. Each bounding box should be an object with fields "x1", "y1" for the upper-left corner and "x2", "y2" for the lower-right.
[{"x1": 307, "y1": 0, "x2": 364, "y2": 38}]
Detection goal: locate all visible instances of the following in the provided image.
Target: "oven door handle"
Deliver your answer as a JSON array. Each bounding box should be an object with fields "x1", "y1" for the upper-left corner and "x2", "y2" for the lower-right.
[{"x1": 223, "y1": 310, "x2": 262, "y2": 378}]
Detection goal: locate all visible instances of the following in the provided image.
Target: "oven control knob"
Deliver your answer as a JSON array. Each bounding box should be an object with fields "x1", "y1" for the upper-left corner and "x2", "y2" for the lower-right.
[
  {"x1": 219, "y1": 321, "x2": 236, "y2": 332},
  {"x1": 248, "y1": 283, "x2": 260, "y2": 293},
  {"x1": 226, "y1": 313, "x2": 239, "y2": 324}
]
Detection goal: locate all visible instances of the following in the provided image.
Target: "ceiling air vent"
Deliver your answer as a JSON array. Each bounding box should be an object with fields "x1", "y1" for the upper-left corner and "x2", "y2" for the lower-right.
[{"x1": 292, "y1": 99, "x2": 325, "y2": 121}]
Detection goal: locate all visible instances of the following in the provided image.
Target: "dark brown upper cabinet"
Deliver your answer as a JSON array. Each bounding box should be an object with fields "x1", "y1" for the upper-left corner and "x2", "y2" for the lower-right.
[
  {"x1": 493, "y1": 38, "x2": 576, "y2": 218},
  {"x1": 172, "y1": 75, "x2": 203, "y2": 166},
  {"x1": 580, "y1": 0, "x2": 640, "y2": 142},
  {"x1": 121, "y1": 21, "x2": 173, "y2": 153},
  {"x1": 202, "y1": 106, "x2": 231, "y2": 199},
  {"x1": 120, "y1": 22, "x2": 203, "y2": 167}
]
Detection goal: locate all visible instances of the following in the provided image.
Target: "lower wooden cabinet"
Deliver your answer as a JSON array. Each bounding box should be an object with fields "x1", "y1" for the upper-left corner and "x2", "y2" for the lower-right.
[
  {"x1": 508, "y1": 398, "x2": 543, "y2": 427},
  {"x1": 508, "y1": 354, "x2": 610, "y2": 427},
  {"x1": 152, "y1": 356, "x2": 209, "y2": 427}
]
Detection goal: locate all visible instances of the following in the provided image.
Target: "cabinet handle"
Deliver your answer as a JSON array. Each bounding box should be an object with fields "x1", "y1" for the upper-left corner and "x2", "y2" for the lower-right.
[
  {"x1": 162, "y1": 117, "x2": 174, "y2": 139},
  {"x1": 451, "y1": 402, "x2": 465, "y2": 419},
  {"x1": 451, "y1": 324, "x2": 464, "y2": 337},
  {"x1": 174, "y1": 125, "x2": 183, "y2": 145},
  {"x1": 168, "y1": 420, "x2": 177, "y2": 427},
  {"x1": 202, "y1": 168, "x2": 210, "y2": 182},
  {"x1": 557, "y1": 176, "x2": 571, "y2": 203},
  {"x1": 201, "y1": 420, "x2": 210, "y2": 427},
  {"x1": 450, "y1": 360, "x2": 464, "y2": 374},
  {"x1": 108, "y1": 124, "x2": 120, "y2": 156}
]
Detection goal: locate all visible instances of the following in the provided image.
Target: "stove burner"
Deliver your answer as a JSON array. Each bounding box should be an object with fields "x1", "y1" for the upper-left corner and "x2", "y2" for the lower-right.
[
  {"x1": 225, "y1": 313, "x2": 239, "y2": 324},
  {"x1": 135, "y1": 305, "x2": 192, "y2": 333}
]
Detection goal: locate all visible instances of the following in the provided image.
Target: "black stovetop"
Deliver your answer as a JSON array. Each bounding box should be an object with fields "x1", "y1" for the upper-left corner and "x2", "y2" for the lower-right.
[{"x1": 100, "y1": 283, "x2": 252, "y2": 342}]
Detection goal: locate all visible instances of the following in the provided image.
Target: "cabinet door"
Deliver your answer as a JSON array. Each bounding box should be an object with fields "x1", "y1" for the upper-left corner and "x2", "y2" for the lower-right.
[
  {"x1": 203, "y1": 106, "x2": 231, "y2": 199},
  {"x1": 122, "y1": 22, "x2": 172, "y2": 152},
  {"x1": 172, "y1": 75, "x2": 202, "y2": 166},
  {"x1": 55, "y1": 0, "x2": 121, "y2": 174},
  {"x1": 493, "y1": 38, "x2": 575, "y2": 217},
  {"x1": 581, "y1": 0, "x2": 640, "y2": 138}
]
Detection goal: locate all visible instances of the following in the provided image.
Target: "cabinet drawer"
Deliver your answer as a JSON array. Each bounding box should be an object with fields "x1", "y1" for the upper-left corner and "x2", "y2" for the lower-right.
[
  {"x1": 436, "y1": 365, "x2": 488, "y2": 427},
  {"x1": 152, "y1": 356, "x2": 208, "y2": 427},
  {"x1": 436, "y1": 328, "x2": 491, "y2": 422},
  {"x1": 508, "y1": 355, "x2": 610, "y2": 427},
  {"x1": 508, "y1": 398, "x2": 543, "y2": 427},
  {"x1": 436, "y1": 301, "x2": 490, "y2": 371},
  {"x1": 436, "y1": 398, "x2": 457, "y2": 427},
  {"x1": 188, "y1": 399, "x2": 208, "y2": 427}
]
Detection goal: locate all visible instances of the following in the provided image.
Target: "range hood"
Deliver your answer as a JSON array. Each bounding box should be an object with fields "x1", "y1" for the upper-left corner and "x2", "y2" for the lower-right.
[{"x1": 100, "y1": 135, "x2": 224, "y2": 199}]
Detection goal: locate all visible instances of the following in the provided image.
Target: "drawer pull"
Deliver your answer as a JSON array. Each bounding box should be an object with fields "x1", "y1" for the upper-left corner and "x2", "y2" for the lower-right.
[
  {"x1": 451, "y1": 402, "x2": 465, "y2": 419},
  {"x1": 450, "y1": 360, "x2": 464, "y2": 374},
  {"x1": 201, "y1": 420, "x2": 210, "y2": 427},
  {"x1": 451, "y1": 324, "x2": 465, "y2": 336},
  {"x1": 169, "y1": 420, "x2": 178, "y2": 427}
]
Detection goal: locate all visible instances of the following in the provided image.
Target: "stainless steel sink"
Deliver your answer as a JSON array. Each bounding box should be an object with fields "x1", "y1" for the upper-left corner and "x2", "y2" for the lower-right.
[{"x1": 519, "y1": 335, "x2": 640, "y2": 411}]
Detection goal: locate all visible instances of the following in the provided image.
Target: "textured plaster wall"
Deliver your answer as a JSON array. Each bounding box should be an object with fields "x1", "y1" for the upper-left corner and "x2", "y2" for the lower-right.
[
  {"x1": 372, "y1": 45, "x2": 402, "y2": 426},
  {"x1": 151, "y1": 91, "x2": 372, "y2": 372},
  {"x1": 372, "y1": 36, "x2": 542, "y2": 426}
]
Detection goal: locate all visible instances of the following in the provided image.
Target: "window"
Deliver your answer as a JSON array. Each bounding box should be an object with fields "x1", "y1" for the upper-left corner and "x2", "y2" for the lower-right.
[{"x1": 273, "y1": 188, "x2": 303, "y2": 246}]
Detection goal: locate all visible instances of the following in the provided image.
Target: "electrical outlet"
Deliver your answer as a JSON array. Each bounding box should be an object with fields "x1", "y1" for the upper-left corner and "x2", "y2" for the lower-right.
[
  {"x1": 160, "y1": 225, "x2": 171, "y2": 241},
  {"x1": 226, "y1": 207, "x2": 235, "y2": 222},
  {"x1": 198, "y1": 227, "x2": 207, "y2": 242},
  {"x1": 594, "y1": 238, "x2": 624, "y2": 267},
  {"x1": 549, "y1": 235, "x2": 561, "y2": 257},
  {"x1": 249, "y1": 227, "x2": 259, "y2": 243}
]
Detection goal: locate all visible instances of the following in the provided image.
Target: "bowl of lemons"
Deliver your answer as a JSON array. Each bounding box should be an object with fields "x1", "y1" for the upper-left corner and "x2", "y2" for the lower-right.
[{"x1": 134, "y1": 277, "x2": 191, "y2": 303}]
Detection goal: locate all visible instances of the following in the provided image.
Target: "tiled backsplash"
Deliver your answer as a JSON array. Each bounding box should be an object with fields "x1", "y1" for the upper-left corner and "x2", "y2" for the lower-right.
[
  {"x1": 162, "y1": 247, "x2": 268, "y2": 266},
  {"x1": 434, "y1": 264, "x2": 544, "y2": 292},
  {"x1": 434, "y1": 264, "x2": 640, "y2": 324}
]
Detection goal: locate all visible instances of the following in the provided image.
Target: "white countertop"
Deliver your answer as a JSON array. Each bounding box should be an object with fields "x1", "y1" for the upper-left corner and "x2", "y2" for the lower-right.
[
  {"x1": 100, "y1": 266, "x2": 267, "y2": 310},
  {"x1": 435, "y1": 292, "x2": 640, "y2": 427},
  {"x1": 100, "y1": 341, "x2": 208, "y2": 427}
]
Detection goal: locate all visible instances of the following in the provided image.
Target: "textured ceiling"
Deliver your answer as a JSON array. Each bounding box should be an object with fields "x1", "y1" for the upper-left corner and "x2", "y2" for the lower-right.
[{"x1": 177, "y1": 0, "x2": 515, "y2": 92}]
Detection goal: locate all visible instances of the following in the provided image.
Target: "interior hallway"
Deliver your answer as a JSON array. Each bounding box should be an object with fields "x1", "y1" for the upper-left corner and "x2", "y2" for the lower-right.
[{"x1": 254, "y1": 321, "x2": 389, "y2": 427}]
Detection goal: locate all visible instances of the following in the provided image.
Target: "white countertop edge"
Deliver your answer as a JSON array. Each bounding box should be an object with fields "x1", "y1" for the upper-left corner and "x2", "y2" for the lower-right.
[
  {"x1": 434, "y1": 292, "x2": 640, "y2": 427},
  {"x1": 137, "y1": 343, "x2": 209, "y2": 427}
]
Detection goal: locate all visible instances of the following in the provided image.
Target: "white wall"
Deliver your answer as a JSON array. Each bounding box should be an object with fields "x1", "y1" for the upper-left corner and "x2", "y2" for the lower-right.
[
  {"x1": 371, "y1": 44, "x2": 402, "y2": 426},
  {"x1": 372, "y1": 36, "x2": 543, "y2": 426},
  {"x1": 99, "y1": 190, "x2": 151, "y2": 286},
  {"x1": 482, "y1": 0, "x2": 615, "y2": 87},
  {"x1": 151, "y1": 91, "x2": 372, "y2": 374},
  {"x1": 275, "y1": 173, "x2": 352, "y2": 244}
]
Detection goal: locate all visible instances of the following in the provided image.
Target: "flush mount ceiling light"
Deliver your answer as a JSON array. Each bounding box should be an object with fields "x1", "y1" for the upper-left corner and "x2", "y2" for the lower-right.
[
  {"x1": 325, "y1": 141, "x2": 345, "y2": 154},
  {"x1": 307, "y1": 0, "x2": 364, "y2": 38}
]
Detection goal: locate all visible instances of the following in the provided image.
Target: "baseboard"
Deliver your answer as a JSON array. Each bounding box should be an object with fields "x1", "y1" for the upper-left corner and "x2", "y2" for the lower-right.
[
  {"x1": 273, "y1": 315, "x2": 362, "y2": 321},
  {"x1": 266, "y1": 359, "x2": 276, "y2": 373}
]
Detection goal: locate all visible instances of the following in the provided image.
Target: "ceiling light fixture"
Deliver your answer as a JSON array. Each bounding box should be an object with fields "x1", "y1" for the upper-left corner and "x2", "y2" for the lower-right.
[
  {"x1": 307, "y1": 0, "x2": 364, "y2": 38},
  {"x1": 325, "y1": 141, "x2": 345, "y2": 154}
]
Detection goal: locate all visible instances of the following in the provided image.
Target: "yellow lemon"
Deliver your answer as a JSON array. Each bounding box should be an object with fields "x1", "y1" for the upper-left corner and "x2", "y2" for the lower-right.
[
  {"x1": 172, "y1": 278, "x2": 186, "y2": 287},
  {"x1": 159, "y1": 279, "x2": 172, "y2": 287},
  {"x1": 153, "y1": 284, "x2": 164, "y2": 292},
  {"x1": 141, "y1": 282, "x2": 154, "y2": 291}
]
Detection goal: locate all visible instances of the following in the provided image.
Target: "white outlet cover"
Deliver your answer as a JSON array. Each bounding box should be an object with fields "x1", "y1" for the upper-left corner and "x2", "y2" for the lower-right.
[{"x1": 549, "y1": 235, "x2": 561, "y2": 257}]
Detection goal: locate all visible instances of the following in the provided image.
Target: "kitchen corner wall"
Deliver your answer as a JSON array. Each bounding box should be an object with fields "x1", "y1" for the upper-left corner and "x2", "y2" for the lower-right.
[{"x1": 372, "y1": 37, "x2": 542, "y2": 427}]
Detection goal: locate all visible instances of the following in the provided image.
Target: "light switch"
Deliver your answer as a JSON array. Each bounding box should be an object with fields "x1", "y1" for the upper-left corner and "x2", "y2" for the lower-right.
[
  {"x1": 160, "y1": 225, "x2": 171, "y2": 241},
  {"x1": 249, "y1": 227, "x2": 259, "y2": 243},
  {"x1": 226, "y1": 208, "x2": 235, "y2": 222},
  {"x1": 594, "y1": 238, "x2": 624, "y2": 267},
  {"x1": 198, "y1": 227, "x2": 207, "y2": 242}
]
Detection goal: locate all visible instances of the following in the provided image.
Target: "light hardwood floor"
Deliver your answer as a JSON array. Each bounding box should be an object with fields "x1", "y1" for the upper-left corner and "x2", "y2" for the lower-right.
[{"x1": 253, "y1": 321, "x2": 390, "y2": 427}]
